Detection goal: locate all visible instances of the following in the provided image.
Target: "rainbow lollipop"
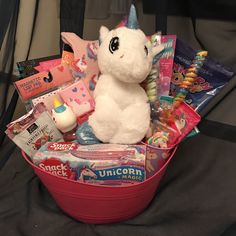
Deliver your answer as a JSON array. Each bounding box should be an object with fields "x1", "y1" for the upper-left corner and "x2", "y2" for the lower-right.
[
  {"x1": 173, "y1": 50, "x2": 208, "y2": 108},
  {"x1": 145, "y1": 68, "x2": 158, "y2": 102}
]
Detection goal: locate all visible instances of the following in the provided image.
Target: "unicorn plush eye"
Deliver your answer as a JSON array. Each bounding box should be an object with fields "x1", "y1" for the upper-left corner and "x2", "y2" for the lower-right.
[
  {"x1": 144, "y1": 45, "x2": 148, "y2": 56},
  {"x1": 109, "y1": 37, "x2": 119, "y2": 54}
]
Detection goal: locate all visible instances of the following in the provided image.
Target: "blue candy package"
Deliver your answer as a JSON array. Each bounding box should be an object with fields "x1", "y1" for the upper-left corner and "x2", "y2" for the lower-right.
[{"x1": 171, "y1": 39, "x2": 235, "y2": 112}]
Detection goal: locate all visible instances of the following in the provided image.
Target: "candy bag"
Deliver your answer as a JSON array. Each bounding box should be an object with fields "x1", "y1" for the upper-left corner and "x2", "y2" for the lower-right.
[
  {"x1": 171, "y1": 39, "x2": 235, "y2": 112},
  {"x1": 144, "y1": 34, "x2": 176, "y2": 102},
  {"x1": 5, "y1": 103, "x2": 63, "y2": 157},
  {"x1": 171, "y1": 101, "x2": 201, "y2": 143},
  {"x1": 149, "y1": 95, "x2": 201, "y2": 145},
  {"x1": 158, "y1": 35, "x2": 176, "y2": 96},
  {"x1": 146, "y1": 120, "x2": 180, "y2": 148}
]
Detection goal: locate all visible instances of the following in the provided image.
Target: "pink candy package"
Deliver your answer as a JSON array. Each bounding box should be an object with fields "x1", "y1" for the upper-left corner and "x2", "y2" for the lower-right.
[
  {"x1": 32, "y1": 143, "x2": 146, "y2": 185},
  {"x1": 171, "y1": 102, "x2": 201, "y2": 143},
  {"x1": 158, "y1": 35, "x2": 176, "y2": 96},
  {"x1": 150, "y1": 96, "x2": 201, "y2": 145},
  {"x1": 5, "y1": 103, "x2": 63, "y2": 157}
]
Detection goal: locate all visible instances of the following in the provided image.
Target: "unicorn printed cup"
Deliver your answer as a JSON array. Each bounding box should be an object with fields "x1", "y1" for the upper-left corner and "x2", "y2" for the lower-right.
[{"x1": 144, "y1": 142, "x2": 176, "y2": 179}]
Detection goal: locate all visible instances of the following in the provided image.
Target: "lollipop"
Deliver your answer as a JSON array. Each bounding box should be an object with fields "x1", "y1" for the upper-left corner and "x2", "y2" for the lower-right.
[
  {"x1": 147, "y1": 131, "x2": 169, "y2": 148},
  {"x1": 145, "y1": 33, "x2": 162, "y2": 102},
  {"x1": 173, "y1": 50, "x2": 208, "y2": 108},
  {"x1": 145, "y1": 68, "x2": 158, "y2": 102}
]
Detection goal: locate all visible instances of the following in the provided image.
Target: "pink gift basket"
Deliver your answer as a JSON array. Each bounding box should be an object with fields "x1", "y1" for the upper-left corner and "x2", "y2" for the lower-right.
[{"x1": 22, "y1": 144, "x2": 177, "y2": 224}]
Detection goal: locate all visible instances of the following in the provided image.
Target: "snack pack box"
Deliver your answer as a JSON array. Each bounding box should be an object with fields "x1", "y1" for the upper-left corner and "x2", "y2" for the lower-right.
[{"x1": 32, "y1": 143, "x2": 146, "y2": 185}]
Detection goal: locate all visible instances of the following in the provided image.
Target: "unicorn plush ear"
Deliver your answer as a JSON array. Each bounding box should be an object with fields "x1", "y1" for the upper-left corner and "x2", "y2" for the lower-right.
[{"x1": 99, "y1": 26, "x2": 109, "y2": 43}]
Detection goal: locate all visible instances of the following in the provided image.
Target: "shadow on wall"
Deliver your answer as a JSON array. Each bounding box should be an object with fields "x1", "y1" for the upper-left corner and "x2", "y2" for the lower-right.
[{"x1": 83, "y1": 0, "x2": 155, "y2": 39}]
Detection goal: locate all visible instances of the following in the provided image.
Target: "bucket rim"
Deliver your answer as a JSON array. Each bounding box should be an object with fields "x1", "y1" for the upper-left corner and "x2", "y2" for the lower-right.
[
  {"x1": 141, "y1": 141, "x2": 177, "y2": 150},
  {"x1": 21, "y1": 145, "x2": 177, "y2": 189}
]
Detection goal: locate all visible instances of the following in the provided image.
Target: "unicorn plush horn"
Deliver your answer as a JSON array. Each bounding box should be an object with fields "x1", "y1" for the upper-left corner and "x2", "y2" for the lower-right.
[{"x1": 126, "y1": 4, "x2": 139, "y2": 29}]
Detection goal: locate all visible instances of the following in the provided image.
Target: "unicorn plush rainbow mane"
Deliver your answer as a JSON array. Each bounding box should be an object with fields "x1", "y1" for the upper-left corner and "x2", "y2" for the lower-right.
[{"x1": 88, "y1": 5, "x2": 163, "y2": 144}]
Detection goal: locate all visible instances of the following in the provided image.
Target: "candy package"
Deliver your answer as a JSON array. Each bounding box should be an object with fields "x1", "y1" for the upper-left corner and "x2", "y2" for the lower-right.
[
  {"x1": 147, "y1": 96, "x2": 180, "y2": 147},
  {"x1": 158, "y1": 35, "x2": 177, "y2": 96},
  {"x1": 171, "y1": 101, "x2": 201, "y2": 143},
  {"x1": 5, "y1": 103, "x2": 63, "y2": 157},
  {"x1": 144, "y1": 34, "x2": 176, "y2": 102},
  {"x1": 32, "y1": 143, "x2": 146, "y2": 185},
  {"x1": 171, "y1": 39, "x2": 235, "y2": 112},
  {"x1": 146, "y1": 120, "x2": 180, "y2": 148},
  {"x1": 148, "y1": 95, "x2": 201, "y2": 145},
  {"x1": 144, "y1": 33, "x2": 162, "y2": 103}
]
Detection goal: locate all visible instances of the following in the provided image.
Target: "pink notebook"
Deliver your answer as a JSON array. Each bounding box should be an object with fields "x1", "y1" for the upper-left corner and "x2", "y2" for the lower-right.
[{"x1": 58, "y1": 80, "x2": 95, "y2": 121}]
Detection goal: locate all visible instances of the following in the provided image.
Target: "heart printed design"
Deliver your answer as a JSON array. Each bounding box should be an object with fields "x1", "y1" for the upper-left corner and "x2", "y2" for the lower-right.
[
  {"x1": 57, "y1": 65, "x2": 64, "y2": 72},
  {"x1": 43, "y1": 72, "x2": 53, "y2": 83}
]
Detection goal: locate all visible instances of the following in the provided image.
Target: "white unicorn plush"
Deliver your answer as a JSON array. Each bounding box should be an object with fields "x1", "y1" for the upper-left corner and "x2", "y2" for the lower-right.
[{"x1": 88, "y1": 5, "x2": 163, "y2": 144}]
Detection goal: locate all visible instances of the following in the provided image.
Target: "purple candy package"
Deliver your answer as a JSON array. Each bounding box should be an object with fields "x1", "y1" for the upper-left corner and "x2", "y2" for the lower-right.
[{"x1": 171, "y1": 39, "x2": 235, "y2": 112}]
